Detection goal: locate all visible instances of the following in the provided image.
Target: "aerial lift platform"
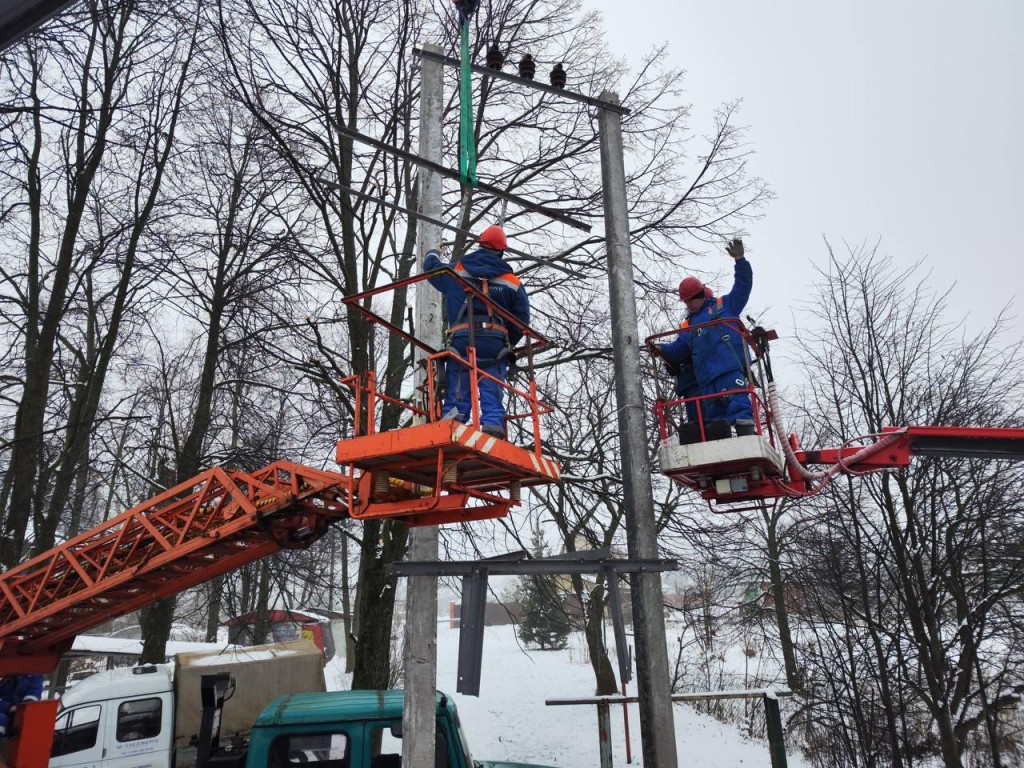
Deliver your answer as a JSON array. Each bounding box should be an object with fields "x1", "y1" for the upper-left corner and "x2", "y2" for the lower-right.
[
  {"x1": 335, "y1": 270, "x2": 561, "y2": 526},
  {"x1": 648, "y1": 320, "x2": 1024, "y2": 509}
]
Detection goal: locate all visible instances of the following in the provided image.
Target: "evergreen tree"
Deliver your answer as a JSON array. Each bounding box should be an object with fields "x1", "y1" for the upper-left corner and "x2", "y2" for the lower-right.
[{"x1": 514, "y1": 533, "x2": 571, "y2": 651}]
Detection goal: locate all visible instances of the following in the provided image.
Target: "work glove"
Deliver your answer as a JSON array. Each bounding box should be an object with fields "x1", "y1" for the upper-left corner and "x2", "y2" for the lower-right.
[
  {"x1": 726, "y1": 238, "x2": 744, "y2": 260},
  {"x1": 655, "y1": 345, "x2": 678, "y2": 376}
]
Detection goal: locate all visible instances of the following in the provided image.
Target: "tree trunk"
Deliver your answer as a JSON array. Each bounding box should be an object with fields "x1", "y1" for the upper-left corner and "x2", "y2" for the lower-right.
[
  {"x1": 252, "y1": 560, "x2": 272, "y2": 645},
  {"x1": 205, "y1": 576, "x2": 224, "y2": 643},
  {"x1": 342, "y1": 531, "x2": 355, "y2": 674},
  {"x1": 351, "y1": 518, "x2": 408, "y2": 689},
  {"x1": 584, "y1": 580, "x2": 618, "y2": 695},
  {"x1": 139, "y1": 596, "x2": 176, "y2": 664},
  {"x1": 762, "y1": 504, "x2": 802, "y2": 692},
  {"x1": 0, "y1": 0, "x2": 135, "y2": 567}
]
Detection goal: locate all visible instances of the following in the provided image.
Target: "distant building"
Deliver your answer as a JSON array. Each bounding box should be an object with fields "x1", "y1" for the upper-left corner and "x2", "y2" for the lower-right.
[
  {"x1": 449, "y1": 600, "x2": 521, "y2": 628},
  {"x1": 224, "y1": 609, "x2": 338, "y2": 660}
]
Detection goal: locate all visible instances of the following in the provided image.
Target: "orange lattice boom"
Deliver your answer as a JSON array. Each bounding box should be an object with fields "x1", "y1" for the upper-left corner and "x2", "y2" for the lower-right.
[
  {"x1": 335, "y1": 270, "x2": 561, "y2": 526},
  {"x1": 0, "y1": 460, "x2": 348, "y2": 674}
]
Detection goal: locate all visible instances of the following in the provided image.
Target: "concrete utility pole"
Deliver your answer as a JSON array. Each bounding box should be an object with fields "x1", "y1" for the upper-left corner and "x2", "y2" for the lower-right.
[
  {"x1": 598, "y1": 91, "x2": 679, "y2": 767},
  {"x1": 403, "y1": 41, "x2": 445, "y2": 767}
]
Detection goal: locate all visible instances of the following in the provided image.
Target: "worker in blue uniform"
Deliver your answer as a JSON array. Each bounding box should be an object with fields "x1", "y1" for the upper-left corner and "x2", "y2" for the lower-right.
[
  {"x1": 661, "y1": 351, "x2": 701, "y2": 417},
  {"x1": 0, "y1": 673, "x2": 44, "y2": 736},
  {"x1": 424, "y1": 225, "x2": 530, "y2": 438},
  {"x1": 659, "y1": 238, "x2": 756, "y2": 437},
  {"x1": 660, "y1": 348, "x2": 707, "y2": 444}
]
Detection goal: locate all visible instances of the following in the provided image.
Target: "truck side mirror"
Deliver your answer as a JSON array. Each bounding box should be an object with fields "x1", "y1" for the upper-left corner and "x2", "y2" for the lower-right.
[{"x1": 389, "y1": 722, "x2": 403, "y2": 738}]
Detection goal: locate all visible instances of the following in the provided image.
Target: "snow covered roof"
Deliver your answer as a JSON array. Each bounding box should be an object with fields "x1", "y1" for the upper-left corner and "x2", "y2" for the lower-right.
[{"x1": 67, "y1": 635, "x2": 230, "y2": 658}]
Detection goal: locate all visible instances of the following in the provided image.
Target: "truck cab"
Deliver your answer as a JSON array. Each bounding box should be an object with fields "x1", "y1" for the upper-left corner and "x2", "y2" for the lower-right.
[
  {"x1": 50, "y1": 665, "x2": 174, "y2": 768},
  {"x1": 46, "y1": 640, "x2": 325, "y2": 768},
  {"x1": 244, "y1": 690, "x2": 552, "y2": 768}
]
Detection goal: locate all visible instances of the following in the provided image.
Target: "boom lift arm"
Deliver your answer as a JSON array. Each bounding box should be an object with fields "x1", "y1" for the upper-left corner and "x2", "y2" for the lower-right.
[
  {"x1": 0, "y1": 270, "x2": 563, "y2": 673},
  {"x1": 0, "y1": 460, "x2": 348, "y2": 675}
]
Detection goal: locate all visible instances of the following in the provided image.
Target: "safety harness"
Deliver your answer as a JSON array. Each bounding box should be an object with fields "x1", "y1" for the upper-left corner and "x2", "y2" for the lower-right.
[
  {"x1": 447, "y1": 263, "x2": 521, "y2": 342},
  {"x1": 682, "y1": 297, "x2": 751, "y2": 382}
]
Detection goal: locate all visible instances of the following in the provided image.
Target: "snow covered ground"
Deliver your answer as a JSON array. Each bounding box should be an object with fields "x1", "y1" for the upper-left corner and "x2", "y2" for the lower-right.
[{"x1": 327, "y1": 621, "x2": 809, "y2": 767}]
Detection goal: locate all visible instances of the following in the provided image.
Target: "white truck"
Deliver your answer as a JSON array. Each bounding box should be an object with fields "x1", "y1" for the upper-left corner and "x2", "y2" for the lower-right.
[{"x1": 48, "y1": 639, "x2": 325, "y2": 768}]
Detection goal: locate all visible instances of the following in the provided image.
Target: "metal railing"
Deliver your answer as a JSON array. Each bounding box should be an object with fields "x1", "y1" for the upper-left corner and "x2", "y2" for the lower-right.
[
  {"x1": 546, "y1": 688, "x2": 792, "y2": 768},
  {"x1": 646, "y1": 318, "x2": 777, "y2": 447}
]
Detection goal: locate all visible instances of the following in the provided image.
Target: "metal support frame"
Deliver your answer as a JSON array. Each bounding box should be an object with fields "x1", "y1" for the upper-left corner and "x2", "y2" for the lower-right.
[
  {"x1": 547, "y1": 690, "x2": 792, "y2": 768},
  {"x1": 764, "y1": 694, "x2": 789, "y2": 768},
  {"x1": 457, "y1": 568, "x2": 489, "y2": 695},
  {"x1": 391, "y1": 549, "x2": 677, "y2": 697},
  {"x1": 196, "y1": 673, "x2": 233, "y2": 768}
]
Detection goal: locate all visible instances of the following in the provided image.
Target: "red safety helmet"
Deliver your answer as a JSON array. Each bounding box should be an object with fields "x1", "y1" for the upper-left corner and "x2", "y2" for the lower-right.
[
  {"x1": 478, "y1": 225, "x2": 508, "y2": 251},
  {"x1": 678, "y1": 276, "x2": 705, "y2": 301}
]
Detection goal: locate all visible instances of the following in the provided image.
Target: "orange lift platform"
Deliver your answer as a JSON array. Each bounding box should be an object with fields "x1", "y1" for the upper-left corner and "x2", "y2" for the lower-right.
[
  {"x1": 335, "y1": 269, "x2": 561, "y2": 526},
  {"x1": 648, "y1": 321, "x2": 1024, "y2": 510}
]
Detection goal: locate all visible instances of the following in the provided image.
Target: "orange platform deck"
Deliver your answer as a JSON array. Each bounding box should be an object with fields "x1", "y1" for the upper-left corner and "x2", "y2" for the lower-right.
[{"x1": 335, "y1": 419, "x2": 560, "y2": 491}]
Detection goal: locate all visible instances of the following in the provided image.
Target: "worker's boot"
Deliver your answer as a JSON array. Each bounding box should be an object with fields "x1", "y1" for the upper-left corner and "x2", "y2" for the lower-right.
[
  {"x1": 678, "y1": 422, "x2": 701, "y2": 445},
  {"x1": 704, "y1": 420, "x2": 731, "y2": 441},
  {"x1": 734, "y1": 421, "x2": 757, "y2": 437}
]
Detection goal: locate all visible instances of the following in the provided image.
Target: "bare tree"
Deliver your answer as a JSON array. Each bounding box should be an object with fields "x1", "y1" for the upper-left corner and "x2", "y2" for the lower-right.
[
  {"x1": 0, "y1": 0, "x2": 202, "y2": 566},
  {"x1": 786, "y1": 244, "x2": 1024, "y2": 767},
  {"x1": 0, "y1": 0, "x2": 771, "y2": 692},
  {"x1": 531, "y1": 349, "x2": 627, "y2": 694},
  {"x1": 135, "y1": 92, "x2": 310, "y2": 661}
]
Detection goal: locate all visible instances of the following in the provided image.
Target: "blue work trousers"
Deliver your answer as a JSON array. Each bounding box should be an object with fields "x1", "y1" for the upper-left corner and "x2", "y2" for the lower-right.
[
  {"x1": 700, "y1": 370, "x2": 754, "y2": 425},
  {"x1": 443, "y1": 332, "x2": 508, "y2": 429}
]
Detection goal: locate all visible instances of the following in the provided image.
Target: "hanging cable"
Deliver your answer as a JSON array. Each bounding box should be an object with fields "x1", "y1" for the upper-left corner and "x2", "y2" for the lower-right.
[
  {"x1": 741, "y1": 321, "x2": 905, "y2": 496},
  {"x1": 767, "y1": 382, "x2": 907, "y2": 494}
]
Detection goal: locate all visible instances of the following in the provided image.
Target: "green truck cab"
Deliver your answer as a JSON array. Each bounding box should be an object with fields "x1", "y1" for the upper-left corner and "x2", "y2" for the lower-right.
[{"x1": 243, "y1": 690, "x2": 554, "y2": 768}]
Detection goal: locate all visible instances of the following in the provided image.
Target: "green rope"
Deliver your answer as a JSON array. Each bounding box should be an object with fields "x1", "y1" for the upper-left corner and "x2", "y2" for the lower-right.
[{"x1": 458, "y1": 22, "x2": 478, "y2": 188}]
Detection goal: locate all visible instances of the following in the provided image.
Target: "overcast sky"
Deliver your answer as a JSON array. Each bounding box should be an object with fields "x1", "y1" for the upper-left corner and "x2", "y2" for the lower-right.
[{"x1": 589, "y1": 0, "x2": 1023, "y2": 338}]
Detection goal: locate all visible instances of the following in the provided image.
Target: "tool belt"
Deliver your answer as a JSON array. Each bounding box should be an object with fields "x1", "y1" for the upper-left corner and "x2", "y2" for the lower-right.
[{"x1": 449, "y1": 322, "x2": 507, "y2": 335}]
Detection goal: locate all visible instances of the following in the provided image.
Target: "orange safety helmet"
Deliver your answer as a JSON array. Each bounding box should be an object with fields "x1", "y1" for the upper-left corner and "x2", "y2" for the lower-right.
[
  {"x1": 678, "y1": 276, "x2": 705, "y2": 301},
  {"x1": 478, "y1": 225, "x2": 508, "y2": 251}
]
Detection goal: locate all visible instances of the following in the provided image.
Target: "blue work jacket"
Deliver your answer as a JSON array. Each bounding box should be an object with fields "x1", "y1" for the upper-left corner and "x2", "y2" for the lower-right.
[
  {"x1": 661, "y1": 258, "x2": 753, "y2": 389},
  {"x1": 424, "y1": 247, "x2": 530, "y2": 346}
]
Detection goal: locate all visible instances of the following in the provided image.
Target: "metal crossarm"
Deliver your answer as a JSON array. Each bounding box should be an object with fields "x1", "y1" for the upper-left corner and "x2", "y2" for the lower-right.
[
  {"x1": 0, "y1": 460, "x2": 348, "y2": 673},
  {"x1": 412, "y1": 46, "x2": 631, "y2": 115},
  {"x1": 327, "y1": 122, "x2": 591, "y2": 232},
  {"x1": 391, "y1": 550, "x2": 677, "y2": 695}
]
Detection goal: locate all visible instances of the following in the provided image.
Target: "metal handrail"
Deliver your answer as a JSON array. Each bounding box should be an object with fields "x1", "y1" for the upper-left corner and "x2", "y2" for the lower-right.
[{"x1": 647, "y1": 317, "x2": 772, "y2": 444}]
